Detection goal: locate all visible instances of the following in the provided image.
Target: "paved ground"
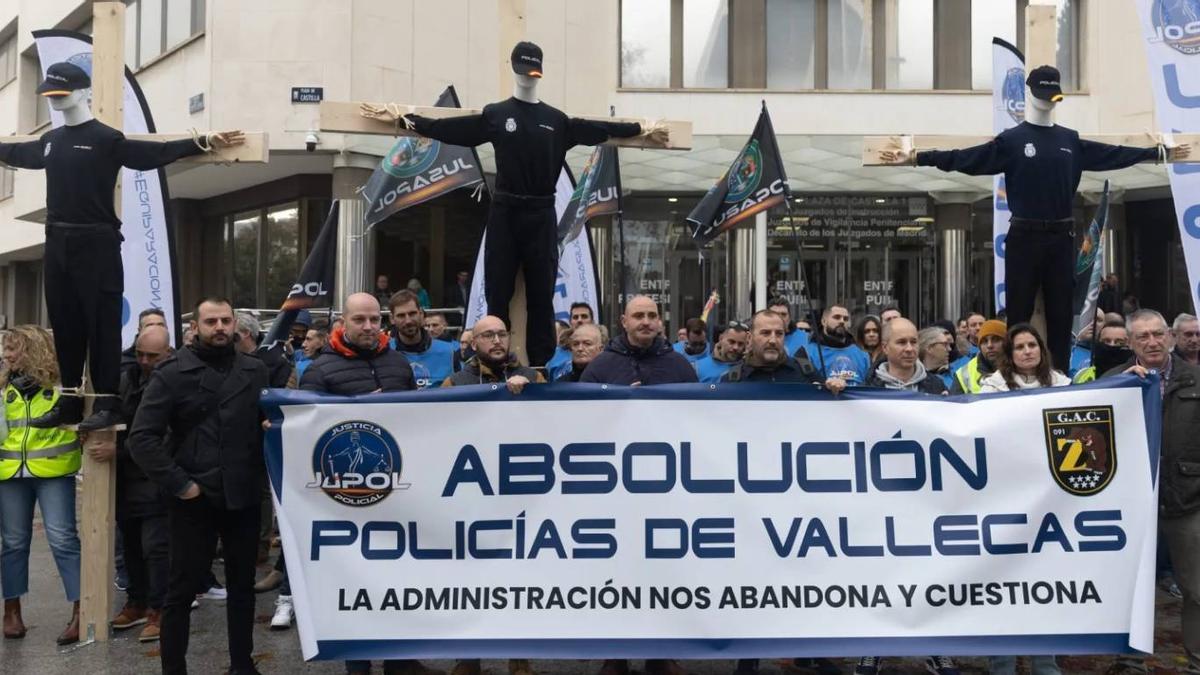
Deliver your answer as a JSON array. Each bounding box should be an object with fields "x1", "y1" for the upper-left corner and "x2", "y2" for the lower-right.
[{"x1": 0, "y1": 510, "x2": 1192, "y2": 674}]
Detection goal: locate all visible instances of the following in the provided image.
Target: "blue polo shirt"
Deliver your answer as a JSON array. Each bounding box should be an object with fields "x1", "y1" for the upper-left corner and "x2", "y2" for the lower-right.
[{"x1": 391, "y1": 336, "x2": 456, "y2": 388}]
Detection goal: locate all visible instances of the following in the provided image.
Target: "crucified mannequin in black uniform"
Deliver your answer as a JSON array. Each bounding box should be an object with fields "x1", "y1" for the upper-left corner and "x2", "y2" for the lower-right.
[
  {"x1": 0, "y1": 62, "x2": 243, "y2": 430},
  {"x1": 377, "y1": 42, "x2": 647, "y2": 366}
]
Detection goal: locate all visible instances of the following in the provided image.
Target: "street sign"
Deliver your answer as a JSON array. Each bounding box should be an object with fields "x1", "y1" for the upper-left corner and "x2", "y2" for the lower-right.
[{"x1": 291, "y1": 86, "x2": 324, "y2": 103}]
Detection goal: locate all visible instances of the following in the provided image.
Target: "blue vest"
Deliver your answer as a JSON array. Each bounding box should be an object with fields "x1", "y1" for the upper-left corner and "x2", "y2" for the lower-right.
[
  {"x1": 391, "y1": 337, "x2": 455, "y2": 388},
  {"x1": 785, "y1": 329, "x2": 810, "y2": 358},
  {"x1": 804, "y1": 342, "x2": 870, "y2": 385},
  {"x1": 694, "y1": 355, "x2": 738, "y2": 383},
  {"x1": 546, "y1": 346, "x2": 573, "y2": 381},
  {"x1": 1068, "y1": 343, "x2": 1091, "y2": 379}
]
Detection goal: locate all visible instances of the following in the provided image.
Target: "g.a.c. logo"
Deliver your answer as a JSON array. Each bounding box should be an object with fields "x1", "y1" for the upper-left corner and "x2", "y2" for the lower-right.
[
  {"x1": 1043, "y1": 406, "x2": 1116, "y2": 496},
  {"x1": 308, "y1": 421, "x2": 408, "y2": 506},
  {"x1": 1151, "y1": 0, "x2": 1200, "y2": 55},
  {"x1": 1002, "y1": 66, "x2": 1026, "y2": 123},
  {"x1": 725, "y1": 140, "x2": 763, "y2": 203},
  {"x1": 382, "y1": 137, "x2": 440, "y2": 179}
]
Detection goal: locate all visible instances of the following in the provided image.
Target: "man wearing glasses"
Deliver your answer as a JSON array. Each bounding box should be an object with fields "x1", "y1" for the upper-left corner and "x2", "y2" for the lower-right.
[
  {"x1": 441, "y1": 315, "x2": 545, "y2": 393},
  {"x1": 918, "y1": 327, "x2": 956, "y2": 389},
  {"x1": 1174, "y1": 313, "x2": 1200, "y2": 367}
]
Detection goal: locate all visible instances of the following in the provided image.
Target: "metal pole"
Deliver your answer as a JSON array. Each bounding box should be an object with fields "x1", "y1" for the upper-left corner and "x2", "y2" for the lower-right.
[{"x1": 755, "y1": 212, "x2": 768, "y2": 312}]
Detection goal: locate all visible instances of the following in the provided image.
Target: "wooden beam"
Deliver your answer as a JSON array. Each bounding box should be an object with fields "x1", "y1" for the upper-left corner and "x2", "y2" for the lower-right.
[
  {"x1": 318, "y1": 101, "x2": 693, "y2": 150},
  {"x1": 80, "y1": 0, "x2": 124, "y2": 645},
  {"x1": 862, "y1": 134, "x2": 1200, "y2": 165},
  {"x1": 0, "y1": 132, "x2": 269, "y2": 165}
]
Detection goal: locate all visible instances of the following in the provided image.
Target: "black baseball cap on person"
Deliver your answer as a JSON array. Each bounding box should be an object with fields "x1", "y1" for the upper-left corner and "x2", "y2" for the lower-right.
[
  {"x1": 36, "y1": 62, "x2": 90, "y2": 97},
  {"x1": 1026, "y1": 65, "x2": 1064, "y2": 103},
  {"x1": 511, "y1": 41, "x2": 543, "y2": 78}
]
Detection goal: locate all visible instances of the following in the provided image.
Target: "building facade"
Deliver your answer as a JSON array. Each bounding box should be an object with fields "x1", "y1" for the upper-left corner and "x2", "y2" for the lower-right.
[{"x1": 0, "y1": 0, "x2": 1186, "y2": 334}]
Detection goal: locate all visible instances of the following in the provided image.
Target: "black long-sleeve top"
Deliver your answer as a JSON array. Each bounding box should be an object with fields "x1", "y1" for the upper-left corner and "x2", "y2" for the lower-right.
[
  {"x1": 0, "y1": 119, "x2": 204, "y2": 227},
  {"x1": 408, "y1": 97, "x2": 640, "y2": 197},
  {"x1": 916, "y1": 122, "x2": 1157, "y2": 220}
]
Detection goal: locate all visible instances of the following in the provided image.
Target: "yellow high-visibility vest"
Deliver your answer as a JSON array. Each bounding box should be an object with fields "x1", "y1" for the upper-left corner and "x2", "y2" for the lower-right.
[{"x1": 0, "y1": 384, "x2": 80, "y2": 480}]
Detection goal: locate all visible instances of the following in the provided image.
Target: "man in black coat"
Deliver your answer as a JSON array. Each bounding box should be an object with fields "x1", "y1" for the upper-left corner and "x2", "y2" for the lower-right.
[
  {"x1": 580, "y1": 295, "x2": 697, "y2": 386},
  {"x1": 297, "y1": 292, "x2": 438, "y2": 675},
  {"x1": 111, "y1": 324, "x2": 173, "y2": 642},
  {"x1": 128, "y1": 297, "x2": 269, "y2": 675},
  {"x1": 721, "y1": 310, "x2": 845, "y2": 391},
  {"x1": 1104, "y1": 309, "x2": 1200, "y2": 674}
]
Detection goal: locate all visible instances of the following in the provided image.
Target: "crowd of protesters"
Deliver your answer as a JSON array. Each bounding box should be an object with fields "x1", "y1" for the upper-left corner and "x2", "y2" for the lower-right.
[{"x1": 0, "y1": 282, "x2": 1196, "y2": 675}]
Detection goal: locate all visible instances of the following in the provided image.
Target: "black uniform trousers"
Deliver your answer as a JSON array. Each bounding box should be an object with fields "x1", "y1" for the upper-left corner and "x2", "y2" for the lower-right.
[
  {"x1": 160, "y1": 496, "x2": 259, "y2": 675},
  {"x1": 1004, "y1": 219, "x2": 1074, "y2": 372},
  {"x1": 44, "y1": 223, "x2": 124, "y2": 398},
  {"x1": 484, "y1": 194, "x2": 558, "y2": 367}
]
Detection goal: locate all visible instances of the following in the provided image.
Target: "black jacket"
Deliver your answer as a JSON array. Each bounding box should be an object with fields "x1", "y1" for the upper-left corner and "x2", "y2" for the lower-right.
[
  {"x1": 580, "y1": 335, "x2": 698, "y2": 385},
  {"x1": 721, "y1": 355, "x2": 821, "y2": 384},
  {"x1": 117, "y1": 366, "x2": 167, "y2": 518},
  {"x1": 556, "y1": 363, "x2": 588, "y2": 383},
  {"x1": 1105, "y1": 355, "x2": 1200, "y2": 517},
  {"x1": 128, "y1": 346, "x2": 269, "y2": 511},
  {"x1": 443, "y1": 355, "x2": 544, "y2": 387},
  {"x1": 300, "y1": 330, "x2": 416, "y2": 395},
  {"x1": 257, "y1": 342, "x2": 294, "y2": 388}
]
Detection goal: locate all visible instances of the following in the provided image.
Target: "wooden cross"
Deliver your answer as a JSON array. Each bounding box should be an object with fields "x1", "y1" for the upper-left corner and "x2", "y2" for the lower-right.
[
  {"x1": 55, "y1": 1, "x2": 269, "y2": 644},
  {"x1": 862, "y1": 3, "x2": 1194, "y2": 164}
]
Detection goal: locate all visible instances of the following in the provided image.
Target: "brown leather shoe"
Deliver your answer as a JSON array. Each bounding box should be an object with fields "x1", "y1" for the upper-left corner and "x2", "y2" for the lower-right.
[
  {"x1": 137, "y1": 609, "x2": 160, "y2": 642},
  {"x1": 3, "y1": 598, "x2": 25, "y2": 639},
  {"x1": 450, "y1": 660, "x2": 482, "y2": 675},
  {"x1": 508, "y1": 659, "x2": 535, "y2": 675},
  {"x1": 111, "y1": 602, "x2": 147, "y2": 629},
  {"x1": 253, "y1": 569, "x2": 284, "y2": 593},
  {"x1": 645, "y1": 660, "x2": 687, "y2": 675},
  {"x1": 56, "y1": 601, "x2": 80, "y2": 645},
  {"x1": 597, "y1": 660, "x2": 630, "y2": 675}
]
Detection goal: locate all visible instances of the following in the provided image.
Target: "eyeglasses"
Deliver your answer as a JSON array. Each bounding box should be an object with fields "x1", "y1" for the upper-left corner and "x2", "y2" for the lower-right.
[
  {"x1": 476, "y1": 330, "x2": 510, "y2": 342},
  {"x1": 727, "y1": 321, "x2": 750, "y2": 331}
]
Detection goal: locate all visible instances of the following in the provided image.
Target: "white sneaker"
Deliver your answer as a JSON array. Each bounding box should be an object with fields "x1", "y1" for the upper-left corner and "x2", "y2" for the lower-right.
[
  {"x1": 270, "y1": 595, "x2": 294, "y2": 630},
  {"x1": 190, "y1": 598, "x2": 200, "y2": 609},
  {"x1": 201, "y1": 585, "x2": 227, "y2": 600}
]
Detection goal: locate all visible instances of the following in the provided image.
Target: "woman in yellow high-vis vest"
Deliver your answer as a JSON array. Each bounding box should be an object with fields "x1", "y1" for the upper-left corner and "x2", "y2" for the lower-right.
[{"x1": 0, "y1": 325, "x2": 81, "y2": 644}]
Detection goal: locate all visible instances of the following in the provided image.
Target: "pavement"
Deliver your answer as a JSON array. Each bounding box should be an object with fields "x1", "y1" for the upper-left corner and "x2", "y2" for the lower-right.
[{"x1": 0, "y1": 508, "x2": 1193, "y2": 674}]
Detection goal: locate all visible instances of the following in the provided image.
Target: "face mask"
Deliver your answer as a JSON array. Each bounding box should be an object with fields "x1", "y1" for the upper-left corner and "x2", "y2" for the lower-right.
[
  {"x1": 1092, "y1": 343, "x2": 1133, "y2": 376},
  {"x1": 291, "y1": 335, "x2": 305, "y2": 350}
]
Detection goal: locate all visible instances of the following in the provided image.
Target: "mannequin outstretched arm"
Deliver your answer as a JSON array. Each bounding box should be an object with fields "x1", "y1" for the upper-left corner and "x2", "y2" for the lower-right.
[
  {"x1": 0, "y1": 138, "x2": 47, "y2": 170},
  {"x1": 916, "y1": 139, "x2": 1008, "y2": 175},
  {"x1": 405, "y1": 114, "x2": 491, "y2": 148},
  {"x1": 116, "y1": 130, "x2": 246, "y2": 170},
  {"x1": 567, "y1": 118, "x2": 641, "y2": 147},
  {"x1": 1079, "y1": 139, "x2": 1159, "y2": 170}
]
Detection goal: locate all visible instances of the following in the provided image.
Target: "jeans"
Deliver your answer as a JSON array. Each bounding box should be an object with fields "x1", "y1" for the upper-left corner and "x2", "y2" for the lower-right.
[
  {"x1": 988, "y1": 656, "x2": 1061, "y2": 674},
  {"x1": 0, "y1": 476, "x2": 80, "y2": 601},
  {"x1": 118, "y1": 513, "x2": 169, "y2": 608},
  {"x1": 160, "y1": 497, "x2": 259, "y2": 675}
]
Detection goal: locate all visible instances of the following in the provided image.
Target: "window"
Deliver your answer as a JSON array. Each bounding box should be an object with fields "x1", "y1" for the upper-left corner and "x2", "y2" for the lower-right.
[
  {"x1": 125, "y1": 0, "x2": 204, "y2": 69},
  {"x1": 683, "y1": 0, "x2": 728, "y2": 88},
  {"x1": 828, "y1": 0, "x2": 872, "y2": 88},
  {"x1": 0, "y1": 34, "x2": 16, "y2": 87},
  {"x1": 0, "y1": 169, "x2": 13, "y2": 201},
  {"x1": 882, "y1": 0, "x2": 933, "y2": 90},
  {"x1": 620, "y1": 0, "x2": 670, "y2": 87},
  {"x1": 224, "y1": 202, "x2": 303, "y2": 308},
  {"x1": 766, "y1": 0, "x2": 816, "y2": 89},
  {"x1": 970, "y1": 0, "x2": 1017, "y2": 89},
  {"x1": 1052, "y1": 0, "x2": 1082, "y2": 91}
]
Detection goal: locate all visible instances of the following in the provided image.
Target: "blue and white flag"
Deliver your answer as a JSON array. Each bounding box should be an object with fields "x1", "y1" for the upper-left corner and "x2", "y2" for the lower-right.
[{"x1": 992, "y1": 38, "x2": 1025, "y2": 313}]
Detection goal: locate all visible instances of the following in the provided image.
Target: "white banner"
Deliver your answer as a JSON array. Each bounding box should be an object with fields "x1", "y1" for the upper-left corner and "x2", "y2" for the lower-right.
[
  {"x1": 33, "y1": 31, "x2": 178, "y2": 347},
  {"x1": 263, "y1": 377, "x2": 1161, "y2": 661},
  {"x1": 464, "y1": 168, "x2": 601, "y2": 328},
  {"x1": 1136, "y1": 2, "x2": 1200, "y2": 311},
  {"x1": 992, "y1": 38, "x2": 1025, "y2": 313}
]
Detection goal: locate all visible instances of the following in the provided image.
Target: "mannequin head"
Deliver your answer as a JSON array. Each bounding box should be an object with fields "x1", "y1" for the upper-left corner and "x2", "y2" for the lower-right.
[
  {"x1": 1024, "y1": 65, "x2": 1063, "y2": 127},
  {"x1": 510, "y1": 41, "x2": 543, "y2": 103},
  {"x1": 37, "y1": 62, "x2": 93, "y2": 126},
  {"x1": 47, "y1": 88, "x2": 88, "y2": 112}
]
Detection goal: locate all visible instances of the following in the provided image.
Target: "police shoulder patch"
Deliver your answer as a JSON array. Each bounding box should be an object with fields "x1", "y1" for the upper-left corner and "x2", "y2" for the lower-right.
[{"x1": 1043, "y1": 406, "x2": 1116, "y2": 496}]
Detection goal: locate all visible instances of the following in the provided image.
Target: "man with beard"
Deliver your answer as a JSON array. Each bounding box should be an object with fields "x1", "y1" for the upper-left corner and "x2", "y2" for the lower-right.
[
  {"x1": 949, "y1": 319, "x2": 1006, "y2": 394},
  {"x1": 442, "y1": 315, "x2": 544, "y2": 391},
  {"x1": 673, "y1": 317, "x2": 711, "y2": 364},
  {"x1": 581, "y1": 296, "x2": 697, "y2": 386},
  {"x1": 389, "y1": 290, "x2": 456, "y2": 388},
  {"x1": 128, "y1": 298, "x2": 268, "y2": 675},
  {"x1": 694, "y1": 321, "x2": 749, "y2": 383},
  {"x1": 555, "y1": 323, "x2": 603, "y2": 382},
  {"x1": 767, "y1": 298, "x2": 810, "y2": 357},
  {"x1": 804, "y1": 304, "x2": 870, "y2": 385},
  {"x1": 721, "y1": 309, "x2": 843, "y2": 675}
]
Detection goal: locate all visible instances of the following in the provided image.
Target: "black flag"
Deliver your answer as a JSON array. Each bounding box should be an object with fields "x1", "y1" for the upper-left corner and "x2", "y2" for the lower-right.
[
  {"x1": 687, "y1": 103, "x2": 788, "y2": 246},
  {"x1": 262, "y1": 201, "x2": 339, "y2": 348},
  {"x1": 557, "y1": 145, "x2": 621, "y2": 247},
  {"x1": 361, "y1": 85, "x2": 485, "y2": 228}
]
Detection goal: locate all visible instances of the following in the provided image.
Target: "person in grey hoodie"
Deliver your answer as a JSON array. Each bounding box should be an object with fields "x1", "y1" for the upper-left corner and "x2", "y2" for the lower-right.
[{"x1": 865, "y1": 318, "x2": 948, "y2": 395}]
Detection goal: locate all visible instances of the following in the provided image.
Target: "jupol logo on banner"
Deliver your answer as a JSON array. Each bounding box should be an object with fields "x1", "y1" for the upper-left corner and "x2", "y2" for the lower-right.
[
  {"x1": 308, "y1": 421, "x2": 408, "y2": 506},
  {"x1": 1149, "y1": 0, "x2": 1200, "y2": 54},
  {"x1": 1002, "y1": 67, "x2": 1026, "y2": 123},
  {"x1": 1043, "y1": 406, "x2": 1117, "y2": 496}
]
